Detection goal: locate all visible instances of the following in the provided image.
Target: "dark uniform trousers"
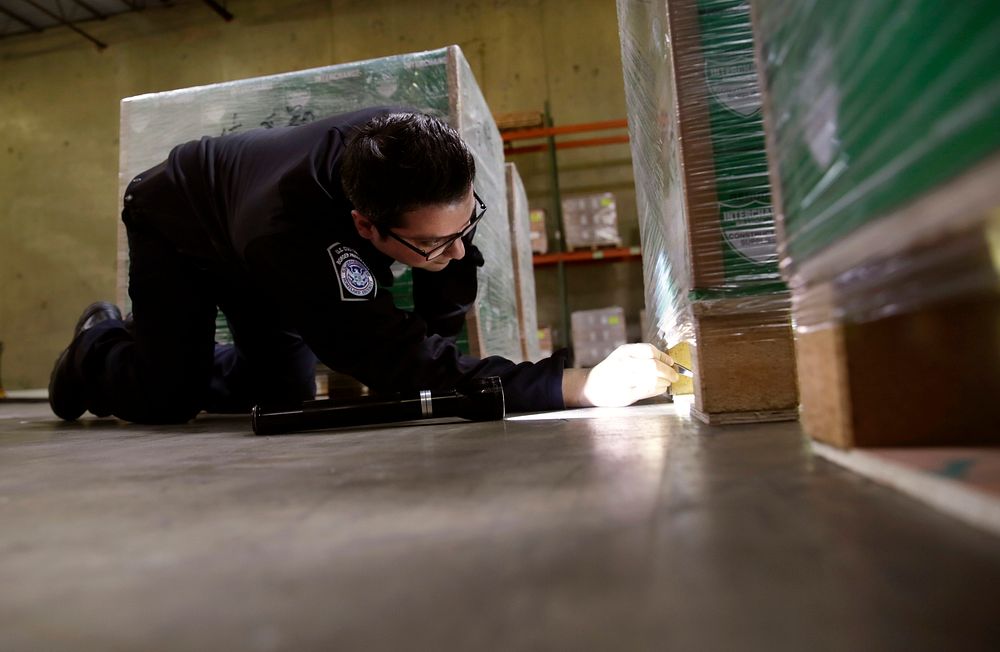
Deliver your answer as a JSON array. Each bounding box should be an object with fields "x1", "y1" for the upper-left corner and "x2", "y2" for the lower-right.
[{"x1": 73, "y1": 164, "x2": 317, "y2": 424}]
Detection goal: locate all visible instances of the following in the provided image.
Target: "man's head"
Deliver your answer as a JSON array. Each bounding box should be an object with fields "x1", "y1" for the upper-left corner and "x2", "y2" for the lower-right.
[{"x1": 342, "y1": 112, "x2": 480, "y2": 271}]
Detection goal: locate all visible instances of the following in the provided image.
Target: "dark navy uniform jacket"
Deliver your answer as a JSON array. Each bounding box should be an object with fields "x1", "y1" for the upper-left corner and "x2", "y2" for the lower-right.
[{"x1": 148, "y1": 106, "x2": 566, "y2": 412}]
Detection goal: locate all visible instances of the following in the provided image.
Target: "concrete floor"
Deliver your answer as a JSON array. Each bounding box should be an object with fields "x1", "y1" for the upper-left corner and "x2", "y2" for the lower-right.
[{"x1": 1, "y1": 399, "x2": 998, "y2": 651}]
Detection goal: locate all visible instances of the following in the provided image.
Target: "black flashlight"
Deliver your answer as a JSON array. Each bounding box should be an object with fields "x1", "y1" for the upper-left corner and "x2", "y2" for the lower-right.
[{"x1": 250, "y1": 376, "x2": 505, "y2": 436}]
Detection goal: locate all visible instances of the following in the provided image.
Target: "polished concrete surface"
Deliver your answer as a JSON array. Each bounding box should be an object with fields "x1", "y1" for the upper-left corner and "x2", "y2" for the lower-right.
[{"x1": 1, "y1": 399, "x2": 998, "y2": 651}]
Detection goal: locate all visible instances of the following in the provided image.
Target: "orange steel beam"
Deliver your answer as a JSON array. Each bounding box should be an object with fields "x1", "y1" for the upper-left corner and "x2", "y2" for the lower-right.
[
  {"x1": 532, "y1": 247, "x2": 642, "y2": 267},
  {"x1": 501, "y1": 119, "x2": 628, "y2": 142},
  {"x1": 505, "y1": 135, "x2": 629, "y2": 155}
]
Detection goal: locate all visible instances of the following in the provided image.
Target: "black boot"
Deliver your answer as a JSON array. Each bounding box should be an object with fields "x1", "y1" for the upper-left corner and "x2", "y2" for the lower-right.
[{"x1": 48, "y1": 301, "x2": 123, "y2": 421}]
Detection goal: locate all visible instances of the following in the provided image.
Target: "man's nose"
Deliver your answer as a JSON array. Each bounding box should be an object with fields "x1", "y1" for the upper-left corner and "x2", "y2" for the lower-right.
[{"x1": 443, "y1": 236, "x2": 465, "y2": 260}]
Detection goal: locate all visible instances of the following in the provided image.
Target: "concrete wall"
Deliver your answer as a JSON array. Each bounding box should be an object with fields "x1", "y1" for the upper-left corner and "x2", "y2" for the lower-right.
[{"x1": 0, "y1": 0, "x2": 641, "y2": 389}]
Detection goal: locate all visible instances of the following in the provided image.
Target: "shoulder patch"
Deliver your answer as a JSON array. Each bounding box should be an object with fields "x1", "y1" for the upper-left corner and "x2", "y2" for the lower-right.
[{"x1": 327, "y1": 242, "x2": 377, "y2": 301}]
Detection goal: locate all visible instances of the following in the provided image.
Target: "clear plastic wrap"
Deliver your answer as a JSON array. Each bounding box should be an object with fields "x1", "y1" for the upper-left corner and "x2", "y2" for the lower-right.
[
  {"x1": 560, "y1": 193, "x2": 623, "y2": 250},
  {"x1": 118, "y1": 45, "x2": 521, "y2": 360},
  {"x1": 753, "y1": 0, "x2": 1000, "y2": 331},
  {"x1": 789, "y1": 209, "x2": 1000, "y2": 333},
  {"x1": 751, "y1": 0, "x2": 1000, "y2": 446},
  {"x1": 505, "y1": 163, "x2": 542, "y2": 362},
  {"x1": 452, "y1": 51, "x2": 522, "y2": 361},
  {"x1": 616, "y1": 0, "x2": 790, "y2": 350}
]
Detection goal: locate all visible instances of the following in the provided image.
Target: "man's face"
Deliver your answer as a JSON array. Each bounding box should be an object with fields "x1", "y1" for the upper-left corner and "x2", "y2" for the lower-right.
[{"x1": 354, "y1": 186, "x2": 475, "y2": 272}]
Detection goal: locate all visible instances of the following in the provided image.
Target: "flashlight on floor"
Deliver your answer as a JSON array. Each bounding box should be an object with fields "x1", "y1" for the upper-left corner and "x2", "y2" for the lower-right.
[{"x1": 250, "y1": 376, "x2": 505, "y2": 436}]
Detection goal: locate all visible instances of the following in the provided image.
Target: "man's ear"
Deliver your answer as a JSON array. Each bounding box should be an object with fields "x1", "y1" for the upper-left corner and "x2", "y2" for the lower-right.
[{"x1": 352, "y1": 210, "x2": 378, "y2": 241}]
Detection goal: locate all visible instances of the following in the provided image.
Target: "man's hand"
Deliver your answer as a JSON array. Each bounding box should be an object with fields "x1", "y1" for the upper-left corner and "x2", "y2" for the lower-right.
[{"x1": 562, "y1": 343, "x2": 681, "y2": 408}]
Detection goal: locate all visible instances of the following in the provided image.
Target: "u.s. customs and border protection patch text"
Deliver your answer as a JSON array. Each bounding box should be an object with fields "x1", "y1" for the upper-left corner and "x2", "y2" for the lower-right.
[{"x1": 327, "y1": 242, "x2": 377, "y2": 301}]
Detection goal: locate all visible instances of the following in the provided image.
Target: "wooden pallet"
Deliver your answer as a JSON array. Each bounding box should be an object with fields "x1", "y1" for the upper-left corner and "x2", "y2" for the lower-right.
[
  {"x1": 687, "y1": 298, "x2": 800, "y2": 424},
  {"x1": 494, "y1": 111, "x2": 545, "y2": 132},
  {"x1": 795, "y1": 221, "x2": 1000, "y2": 447}
]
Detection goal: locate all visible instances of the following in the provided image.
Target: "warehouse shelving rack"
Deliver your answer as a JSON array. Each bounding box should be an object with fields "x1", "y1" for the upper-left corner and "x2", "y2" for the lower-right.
[{"x1": 501, "y1": 104, "x2": 640, "y2": 350}]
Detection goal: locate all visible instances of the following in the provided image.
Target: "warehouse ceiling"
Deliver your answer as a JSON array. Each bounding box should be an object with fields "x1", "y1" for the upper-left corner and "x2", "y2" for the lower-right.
[{"x1": 0, "y1": 0, "x2": 232, "y2": 50}]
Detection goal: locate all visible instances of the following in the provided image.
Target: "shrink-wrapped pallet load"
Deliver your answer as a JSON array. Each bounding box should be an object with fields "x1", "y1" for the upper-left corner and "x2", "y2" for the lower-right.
[
  {"x1": 529, "y1": 209, "x2": 549, "y2": 255},
  {"x1": 617, "y1": 0, "x2": 798, "y2": 423},
  {"x1": 561, "y1": 193, "x2": 622, "y2": 250},
  {"x1": 753, "y1": 0, "x2": 1000, "y2": 446}
]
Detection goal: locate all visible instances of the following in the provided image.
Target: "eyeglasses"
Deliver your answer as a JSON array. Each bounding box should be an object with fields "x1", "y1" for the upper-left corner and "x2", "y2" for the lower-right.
[{"x1": 384, "y1": 192, "x2": 487, "y2": 261}]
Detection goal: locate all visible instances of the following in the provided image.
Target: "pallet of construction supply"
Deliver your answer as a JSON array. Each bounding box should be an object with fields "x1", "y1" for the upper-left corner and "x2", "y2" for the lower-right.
[
  {"x1": 752, "y1": 0, "x2": 1000, "y2": 289},
  {"x1": 617, "y1": 0, "x2": 798, "y2": 423},
  {"x1": 118, "y1": 45, "x2": 521, "y2": 361},
  {"x1": 791, "y1": 219, "x2": 1000, "y2": 448},
  {"x1": 753, "y1": 0, "x2": 1000, "y2": 446}
]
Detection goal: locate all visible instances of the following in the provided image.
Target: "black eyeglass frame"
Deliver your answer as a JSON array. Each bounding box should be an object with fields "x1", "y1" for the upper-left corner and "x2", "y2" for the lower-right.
[{"x1": 383, "y1": 191, "x2": 487, "y2": 261}]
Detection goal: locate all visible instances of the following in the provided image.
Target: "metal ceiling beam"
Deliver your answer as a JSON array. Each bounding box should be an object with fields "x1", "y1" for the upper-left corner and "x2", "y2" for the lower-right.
[
  {"x1": 0, "y1": 4, "x2": 43, "y2": 31},
  {"x1": 17, "y1": 0, "x2": 108, "y2": 49},
  {"x1": 201, "y1": 0, "x2": 233, "y2": 22}
]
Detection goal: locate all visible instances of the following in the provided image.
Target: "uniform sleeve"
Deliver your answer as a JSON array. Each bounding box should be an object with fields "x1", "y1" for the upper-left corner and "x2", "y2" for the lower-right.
[
  {"x1": 242, "y1": 231, "x2": 567, "y2": 413},
  {"x1": 411, "y1": 231, "x2": 483, "y2": 339}
]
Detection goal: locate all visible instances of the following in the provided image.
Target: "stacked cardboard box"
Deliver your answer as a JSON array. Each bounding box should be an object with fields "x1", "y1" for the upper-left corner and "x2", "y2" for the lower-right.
[
  {"x1": 571, "y1": 307, "x2": 627, "y2": 368},
  {"x1": 118, "y1": 46, "x2": 521, "y2": 361},
  {"x1": 753, "y1": 0, "x2": 1000, "y2": 446},
  {"x1": 561, "y1": 193, "x2": 622, "y2": 251},
  {"x1": 617, "y1": 0, "x2": 798, "y2": 423}
]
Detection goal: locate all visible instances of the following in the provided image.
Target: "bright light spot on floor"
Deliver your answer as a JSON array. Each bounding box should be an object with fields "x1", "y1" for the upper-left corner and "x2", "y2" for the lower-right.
[
  {"x1": 506, "y1": 394, "x2": 694, "y2": 422},
  {"x1": 507, "y1": 406, "x2": 639, "y2": 421}
]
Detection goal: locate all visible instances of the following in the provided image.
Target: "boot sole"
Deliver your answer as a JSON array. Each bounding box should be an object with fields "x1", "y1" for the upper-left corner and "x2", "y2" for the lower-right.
[
  {"x1": 48, "y1": 301, "x2": 123, "y2": 421},
  {"x1": 48, "y1": 346, "x2": 86, "y2": 421}
]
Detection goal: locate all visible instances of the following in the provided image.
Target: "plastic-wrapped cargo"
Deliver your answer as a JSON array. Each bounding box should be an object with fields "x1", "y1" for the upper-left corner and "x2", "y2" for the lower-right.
[
  {"x1": 529, "y1": 208, "x2": 548, "y2": 254},
  {"x1": 755, "y1": 0, "x2": 1000, "y2": 286},
  {"x1": 560, "y1": 193, "x2": 623, "y2": 250},
  {"x1": 117, "y1": 45, "x2": 521, "y2": 361},
  {"x1": 753, "y1": 0, "x2": 1000, "y2": 446},
  {"x1": 571, "y1": 307, "x2": 627, "y2": 368},
  {"x1": 505, "y1": 163, "x2": 541, "y2": 362},
  {"x1": 617, "y1": 0, "x2": 798, "y2": 423}
]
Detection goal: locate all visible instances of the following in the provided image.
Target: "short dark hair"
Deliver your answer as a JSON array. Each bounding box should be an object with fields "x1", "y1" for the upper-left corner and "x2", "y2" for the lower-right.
[{"x1": 341, "y1": 112, "x2": 476, "y2": 229}]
